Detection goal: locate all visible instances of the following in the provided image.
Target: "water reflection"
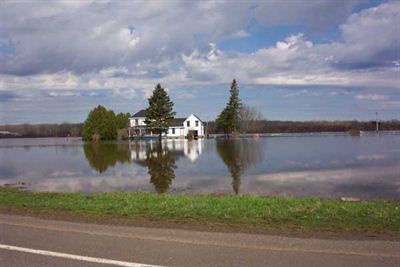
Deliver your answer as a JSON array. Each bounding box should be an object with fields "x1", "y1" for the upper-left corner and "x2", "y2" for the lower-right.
[
  {"x1": 130, "y1": 140, "x2": 203, "y2": 162},
  {"x1": 130, "y1": 140, "x2": 203, "y2": 193},
  {"x1": 216, "y1": 139, "x2": 263, "y2": 194},
  {"x1": 83, "y1": 140, "x2": 204, "y2": 193},
  {"x1": 2, "y1": 136, "x2": 398, "y2": 199},
  {"x1": 82, "y1": 139, "x2": 263, "y2": 194},
  {"x1": 83, "y1": 142, "x2": 131, "y2": 173},
  {"x1": 144, "y1": 143, "x2": 177, "y2": 193}
]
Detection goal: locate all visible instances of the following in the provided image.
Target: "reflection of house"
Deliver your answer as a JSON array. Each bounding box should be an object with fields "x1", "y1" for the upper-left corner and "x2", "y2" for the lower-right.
[
  {"x1": 129, "y1": 110, "x2": 205, "y2": 139},
  {"x1": 130, "y1": 140, "x2": 204, "y2": 163}
]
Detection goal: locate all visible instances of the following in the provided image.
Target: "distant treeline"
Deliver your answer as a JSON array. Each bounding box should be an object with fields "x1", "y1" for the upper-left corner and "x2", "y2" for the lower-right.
[
  {"x1": 0, "y1": 123, "x2": 83, "y2": 138},
  {"x1": 207, "y1": 120, "x2": 400, "y2": 134},
  {"x1": 1, "y1": 120, "x2": 400, "y2": 138}
]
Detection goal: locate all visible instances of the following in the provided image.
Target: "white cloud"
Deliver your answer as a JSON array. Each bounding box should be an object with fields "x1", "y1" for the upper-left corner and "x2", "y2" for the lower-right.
[
  {"x1": 0, "y1": 0, "x2": 398, "y2": 93},
  {"x1": 381, "y1": 100, "x2": 400, "y2": 109},
  {"x1": 207, "y1": 43, "x2": 223, "y2": 61},
  {"x1": 357, "y1": 154, "x2": 387, "y2": 161},
  {"x1": 282, "y1": 89, "x2": 320, "y2": 98},
  {"x1": 254, "y1": 0, "x2": 358, "y2": 31},
  {"x1": 276, "y1": 33, "x2": 313, "y2": 51},
  {"x1": 176, "y1": 92, "x2": 196, "y2": 100},
  {"x1": 47, "y1": 91, "x2": 81, "y2": 97},
  {"x1": 181, "y1": 30, "x2": 399, "y2": 88},
  {"x1": 231, "y1": 30, "x2": 250, "y2": 38},
  {"x1": 354, "y1": 94, "x2": 388, "y2": 100},
  {"x1": 88, "y1": 92, "x2": 100, "y2": 97},
  {"x1": 118, "y1": 27, "x2": 140, "y2": 48},
  {"x1": 111, "y1": 88, "x2": 137, "y2": 99},
  {"x1": 335, "y1": 2, "x2": 400, "y2": 68}
]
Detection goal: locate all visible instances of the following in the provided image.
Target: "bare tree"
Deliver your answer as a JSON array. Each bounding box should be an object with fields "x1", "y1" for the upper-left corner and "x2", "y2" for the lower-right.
[{"x1": 238, "y1": 105, "x2": 264, "y2": 134}]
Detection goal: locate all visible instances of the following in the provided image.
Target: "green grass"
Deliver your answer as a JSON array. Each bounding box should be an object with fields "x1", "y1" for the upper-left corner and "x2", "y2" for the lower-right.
[{"x1": 1, "y1": 188, "x2": 399, "y2": 234}]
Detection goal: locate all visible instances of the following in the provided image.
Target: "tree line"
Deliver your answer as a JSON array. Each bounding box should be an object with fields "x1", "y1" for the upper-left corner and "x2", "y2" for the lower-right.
[
  {"x1": 0, "y1": 123, "x2": 83, "y2": 138},
  {"x1": 2, "y1": 79, "x2": 399, "y2": 139},
  {"x1": 2, "y1": 119, "x2": 400, "y2": 138},
  {"x1": 212, "y1": 79, "x2": 400, "y2": 134},
  {"x1": 208, "y1": 120, "x2": 400, "y2": 134}
]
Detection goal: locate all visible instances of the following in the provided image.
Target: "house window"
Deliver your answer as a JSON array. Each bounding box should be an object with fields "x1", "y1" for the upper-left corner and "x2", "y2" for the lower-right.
[
  {"x1": 187, "y1": 121, "x2": 190, "y2": 127},
  {"x1": 135, "y1": 119, "x2": 138, "y2": 126},
  {"x1": 195, "y1": 120, "x2": 199, "y2": 127},
  {"x1": 172, "y1": 128, "x2": 175, "y2": 134}
]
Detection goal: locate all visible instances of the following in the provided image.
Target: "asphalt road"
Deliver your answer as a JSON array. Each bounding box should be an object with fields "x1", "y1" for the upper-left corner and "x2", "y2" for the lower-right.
[{"x1": 1, "y1": 214, "x2": 399, "y2": 267}]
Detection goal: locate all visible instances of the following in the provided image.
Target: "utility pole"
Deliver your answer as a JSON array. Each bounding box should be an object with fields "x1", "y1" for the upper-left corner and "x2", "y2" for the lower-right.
[{"x1": 376, "y1": 111, "x2": 379, "y2": 132}]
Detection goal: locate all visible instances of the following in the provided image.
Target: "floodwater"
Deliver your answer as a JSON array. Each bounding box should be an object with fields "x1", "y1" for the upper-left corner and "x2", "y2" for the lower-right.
[{"x1": 0, "y1": 134, "x2": 399, "y2": 199}]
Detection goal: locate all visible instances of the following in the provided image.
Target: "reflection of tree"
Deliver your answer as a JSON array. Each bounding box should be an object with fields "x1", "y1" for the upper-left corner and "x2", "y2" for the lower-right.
[
  {"x1": 216, "y1": 139, "x2": 263, "y2": 195},
  {"x1": 144, "y1": 143, "x2": 177, "y2": 194},
  {"x1": 83, "y1": 142, "x2": 131, "y2": 173}
]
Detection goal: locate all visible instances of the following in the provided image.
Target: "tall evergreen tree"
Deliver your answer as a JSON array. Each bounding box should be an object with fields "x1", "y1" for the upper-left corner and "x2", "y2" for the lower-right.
[
  {"x1": 145, "y1": 83, "x2": 176, "y2": 141},
  {"x1": 216, "y1": 79, "x2": 241, "y2": 135},
  {"x1": 228, "y1": 79, "x2": 241, "y2": 130}
]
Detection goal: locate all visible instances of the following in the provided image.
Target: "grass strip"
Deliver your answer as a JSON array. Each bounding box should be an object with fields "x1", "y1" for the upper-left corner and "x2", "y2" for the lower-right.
[{"x1": 0, "y1": 188, "x2": 399, "y2": 234}]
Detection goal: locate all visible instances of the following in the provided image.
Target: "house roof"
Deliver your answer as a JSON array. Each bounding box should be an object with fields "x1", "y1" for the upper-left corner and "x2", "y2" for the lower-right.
[
  {"x1": 170, "y1": 118, "x2": 186, "y2": 127},
  {"x1": 132, "y1": 109, "x2": 147, "y2": 117}
]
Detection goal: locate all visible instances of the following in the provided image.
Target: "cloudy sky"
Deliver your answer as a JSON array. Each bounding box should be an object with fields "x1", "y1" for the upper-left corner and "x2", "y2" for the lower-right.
[{"x1": 0, "y1": 0, "x2": 399, "y2": 124}]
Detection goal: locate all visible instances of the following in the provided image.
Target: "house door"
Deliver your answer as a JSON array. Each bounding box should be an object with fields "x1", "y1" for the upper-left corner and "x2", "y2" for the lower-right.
[{"x1": 187, "y1": 130, "x2": 198, "y2": 140}]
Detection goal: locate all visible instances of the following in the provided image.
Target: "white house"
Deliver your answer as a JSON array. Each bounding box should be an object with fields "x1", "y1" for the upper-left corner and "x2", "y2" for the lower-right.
[{"x1": 129, "y1": 110, "x2": 205, "y2": 139}]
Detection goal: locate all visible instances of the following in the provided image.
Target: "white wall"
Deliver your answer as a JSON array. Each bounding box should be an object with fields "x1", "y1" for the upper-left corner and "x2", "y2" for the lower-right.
[
  {"x1": 130, "y1": 114, "x2": 204, "y2": 138},
  {"x1": 183, "y1": 114, "x2": 204, "y2": 137},
  {"x1": 165, "y1": 127, "x2": 185, "y2": 137},
  {"x1": 130, "y1": 117, "x2": 146, "y2": 127}
]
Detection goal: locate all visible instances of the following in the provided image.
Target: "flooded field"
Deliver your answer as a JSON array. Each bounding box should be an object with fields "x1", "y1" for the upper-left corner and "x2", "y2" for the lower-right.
[{"x1": 0, "y1": 134, "x2": 399, "y2": 199}]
